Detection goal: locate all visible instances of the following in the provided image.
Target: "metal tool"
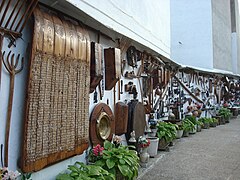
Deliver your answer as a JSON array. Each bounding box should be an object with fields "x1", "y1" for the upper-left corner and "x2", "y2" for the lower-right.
[
  {"x1": 120, "y1": 80, "x2": 123, "y2": 94},
  {"x1": 0, "y1": 34, "x2": 3, "y2": 89},
  {"x1": 1, "y1": 144, "x2": 3, "y2": 167},
  {"x1": 0, "y1": 0, "x2": 12, "y2": 27},
  {"x1": 2, "y1": 51, "x2": 24, "y2": 167},
  {"x1": 0, "y1": 0, "x2": 38, "y2": 47},
  {"x1": 0, "y1": 0, "x2": 7, "y2": 13},
  {"x1": 4, "y1": 0, "x2": 21, "y2": 28},
  {"x1": 118, "y1": 79, "x2": 120, "y2": 100},
  {"x1": 9, "y1": 0, "x2": 27, "y2": 30}
]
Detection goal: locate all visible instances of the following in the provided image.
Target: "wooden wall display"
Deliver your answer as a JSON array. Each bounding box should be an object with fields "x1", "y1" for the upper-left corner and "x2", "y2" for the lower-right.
[
  {"x1": 21, "y1": 8, "x2": 91, "y2": 172},
  {"x1": 126, "y1": 100, "x2": 146, "y2": 142},
  {"x1": 152, "y1": 69, "x2": 161, "y2": 88},
  {"x1": 90, "y1": 42, "x2": 103, "y2": 93},
  {"x1": 115, "y1": 102, "x2": 128, "y2": 135},
  {"x1": 90, "y1": 103, "x2": 115, "y2": 146},
  {"x1": 104, "y1": 48, "x2": 121, "y2": 90}
]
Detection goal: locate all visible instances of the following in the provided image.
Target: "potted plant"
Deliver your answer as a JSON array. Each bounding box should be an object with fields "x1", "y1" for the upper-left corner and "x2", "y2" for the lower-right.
[
  {"x1": 175, "y1": 124, "x2": 183, "y2": 139},
  {"x1": 182, "y1": 119, "x2": 195, "y2": 137},
  {"x1": 185, "y1": 116, "x2": 197, "y2": 134},
  {"x1": 138, "y1": 136, "x2": 150, "y2": 164},
  {"x1": 196, "y1": 120, "x2": 203, "y2": 132},
  {"x1": 156, "y1": 122, "x2": 177, "y2": 150},
  {"x1": 56, "y1": 162, "x2": 115, "y2": 180},
  {"x1": 87, "y1": 144, "x2": 104, "y2": 164},
  {"x1": 218, "y1": 108, "x2": 231, "y2": 123},
  {"x1": 95, "y1": 141, "x2": 139, "y2": 180},
  {"x1": 210, "y1": 118, "x2": 218, "y2": 127},
  {"x1": 198, "y1": 117, "x2": 210, "y2": 129}
]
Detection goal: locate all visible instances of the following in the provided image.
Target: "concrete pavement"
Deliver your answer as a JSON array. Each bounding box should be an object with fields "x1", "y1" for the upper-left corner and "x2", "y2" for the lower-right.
[{"x1": 138, "y1": 118, "x2": 240, "y2": 180}]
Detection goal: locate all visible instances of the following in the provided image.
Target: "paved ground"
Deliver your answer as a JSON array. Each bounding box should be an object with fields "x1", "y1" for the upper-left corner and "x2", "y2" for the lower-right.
[{"x1": 138, "y1": 118, "x2": 240, "y2": 180}]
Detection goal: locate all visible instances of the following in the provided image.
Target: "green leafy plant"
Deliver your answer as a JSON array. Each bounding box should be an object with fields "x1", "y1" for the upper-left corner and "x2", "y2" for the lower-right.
[
  {"x1": 198, "y1": 117, "x2": 211, "y2": 124},
  {"x1": 21, "y1": 172, "x2": 32, "y2": 180},
  {"x1": 56, "y1": 162, "x2": 115, "y2": 180},
  {"x1": 196, "y1": 120, "x2": 203, "y2": 127},
  {"x1": 176, "y1": 124, "x2": 183, "y2": 130},
  {"x1": 212, "y1": 118, "x2": 218, "y2": 123},
  {"x1": 209, "y1": 118, "x2": 218, "y2": 127},
  {"x1": 95, "y1": 141, "x2": 139, "y2": 180},
  {"x1": 185, "y1": 116, "x2": 197, "y2": 125},
  {"x1": 218, "y1": 108, "x2": 231, "y2": 119},
  {"x1": 182, "y1": 119, "x2": 195, "y2": 132},
  {"x1": 156, "y1": 122, "x2": 177, "y2": 143}
]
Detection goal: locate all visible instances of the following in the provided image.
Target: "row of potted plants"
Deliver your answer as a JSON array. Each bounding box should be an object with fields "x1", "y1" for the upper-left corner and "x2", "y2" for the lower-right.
[{"x1": 153, "y1": 111, "x2": 233, "y2": 152}]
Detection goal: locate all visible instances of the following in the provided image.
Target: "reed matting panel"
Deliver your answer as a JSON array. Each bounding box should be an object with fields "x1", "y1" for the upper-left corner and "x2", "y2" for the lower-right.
[{"x1": 21, "y1": 8, "x2": 90, "y2": 172}]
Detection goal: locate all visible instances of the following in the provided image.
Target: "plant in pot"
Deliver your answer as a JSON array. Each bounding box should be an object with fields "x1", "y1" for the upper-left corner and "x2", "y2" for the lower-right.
[
  {"x1": 209, "y1": 118, "x2": 218, "y2": 127},
  {"x1": 95, "y1": 141, "x2": 139, "y2": 180},
  {"x1": 138, "y1": 136, "x2": 151, "y2": 164},
  {"x1": 87, "y1": 144, "x2": 104, "y2": 164},
  {"x1": 185, "y1": 116, "x2": 197, "y2": 134},
  {"x1": 196, "y1": 120, "x2": 203, "y2": 132},
  {"x1": 175, "y1": 124, "x2": 184, "y2": 139},
  {"x1": 198, "y1": 117, "x2": 210, "y2": 129},
  {"x1": 156, "y1": 122, "x2": 177, "y2": 150},
  {"x1": 182, "y1": 119, "x2": 195, "y2": 137},
  {"x1": 56, "y1": 162, "x2": 115, "y2": 180},
  {"x1": 218, "y1": 107, "x2": 231, "y2": 123}
]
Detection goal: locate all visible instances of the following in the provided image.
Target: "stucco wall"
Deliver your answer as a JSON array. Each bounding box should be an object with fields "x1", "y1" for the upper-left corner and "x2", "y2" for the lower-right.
[
  {"x1": 66, "y1": 0, "x2": 171, "y2": 59},
  {"x1": 212, "y1": 0, "x2": 232, "y2": 71},
  {"x1": 170, "y1": 0, "x2": 213, "y2": 70}
]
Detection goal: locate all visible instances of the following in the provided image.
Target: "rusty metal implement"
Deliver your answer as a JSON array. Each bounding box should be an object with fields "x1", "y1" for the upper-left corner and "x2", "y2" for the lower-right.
[{"x1": 2, "y1": 51, "x2": 24, "y2": 167}]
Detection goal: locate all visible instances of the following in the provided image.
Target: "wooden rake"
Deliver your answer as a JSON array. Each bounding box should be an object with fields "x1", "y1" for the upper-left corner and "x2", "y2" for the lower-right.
[{"x1": 2, "y1": 51, "x2": 24, "y2": 167}]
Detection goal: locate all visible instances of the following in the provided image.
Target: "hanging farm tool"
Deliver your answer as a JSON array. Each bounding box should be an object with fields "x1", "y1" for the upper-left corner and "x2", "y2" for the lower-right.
[
  {"x1": 2, "y1": 51, "x2": 24, "y2": 167},
  {"x1": 0, "y1": 0, "x2": 38, "y2": 86}
]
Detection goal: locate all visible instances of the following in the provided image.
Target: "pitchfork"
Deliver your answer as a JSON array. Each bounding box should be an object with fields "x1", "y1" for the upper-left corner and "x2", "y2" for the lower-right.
[{"x1": 1, "y1": 51, "x2": 24, "y2": 167}]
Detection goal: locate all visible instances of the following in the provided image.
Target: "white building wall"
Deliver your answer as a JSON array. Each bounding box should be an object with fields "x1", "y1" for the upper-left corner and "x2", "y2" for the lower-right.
[
  {"x1": 232, "y1": 33, "x2": 238, "y2": 73},
  {"x1": 66, "y1": 0, "x2": 171, "y2": 59},
  {"x1": 212, "y1": 0, "x2": 232, "y2": 72},
  {"x1": 170, "y1": 0, "x2": 213, "y2": 70}
]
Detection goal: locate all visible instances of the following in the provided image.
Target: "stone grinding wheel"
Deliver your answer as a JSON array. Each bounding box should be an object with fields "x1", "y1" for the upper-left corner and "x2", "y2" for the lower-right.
[
  {"x1": 90, "y1": 103, "x2": 115, "y2": 146},
  {"x1": 126, "y1": 100, "x2": 146, "y2": 142}
]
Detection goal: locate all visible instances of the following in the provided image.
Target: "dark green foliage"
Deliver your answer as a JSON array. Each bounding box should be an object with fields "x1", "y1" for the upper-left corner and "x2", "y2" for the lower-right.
[
  {"x1": 156, "y1": 122, "x2": 177, "y2": 143},
  {"x1": 218, "y1": 108, "x2": 231, "y2": 118},
  {"x1": 95, "y1": 141, "x2": 139, "y2": 180},
  {"x1": 182, "y1": 119, "x2": 195, "y2": 132},
  {"x1": 56, "y1": 162, "x2": 115, "y2": 180}
]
